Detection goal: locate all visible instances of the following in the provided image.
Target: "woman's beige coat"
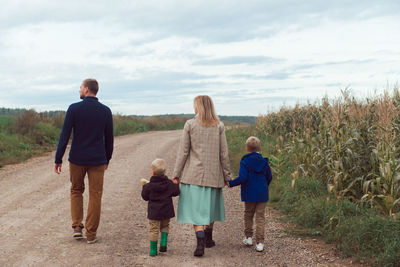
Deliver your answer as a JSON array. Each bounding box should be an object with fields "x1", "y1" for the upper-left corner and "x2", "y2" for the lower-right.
[{"x1": 173, "y1": 118, "x2": 231, "y2": 188}]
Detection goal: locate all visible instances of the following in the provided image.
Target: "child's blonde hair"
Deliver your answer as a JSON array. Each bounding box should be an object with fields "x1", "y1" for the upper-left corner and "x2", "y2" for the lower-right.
[
  {"x1": 246, "y1": 136, "x2": 261, "y2": 152},
  {"x1": 151, "y1": 158, "x2": 166, "y2": 175}
]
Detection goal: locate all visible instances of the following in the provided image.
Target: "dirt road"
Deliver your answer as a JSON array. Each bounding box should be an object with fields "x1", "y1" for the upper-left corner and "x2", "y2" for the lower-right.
[{"x1": 0, "y1": 130, "x2": 359, "y2": 266}]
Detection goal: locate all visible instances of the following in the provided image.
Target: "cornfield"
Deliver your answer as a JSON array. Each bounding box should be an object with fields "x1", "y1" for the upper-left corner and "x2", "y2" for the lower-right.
[{"x1": 256, "y1": 89, "x2": 400, "y2": 217}]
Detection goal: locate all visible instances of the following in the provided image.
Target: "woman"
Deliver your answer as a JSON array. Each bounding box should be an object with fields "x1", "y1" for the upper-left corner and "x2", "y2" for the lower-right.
[{"x1": 172, "y1": 95, "x2": 231, "y2": 257}]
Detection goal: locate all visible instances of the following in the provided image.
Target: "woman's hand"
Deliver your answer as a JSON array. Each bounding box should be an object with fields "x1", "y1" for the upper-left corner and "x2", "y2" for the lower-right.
[
  {"x1": 224, "y1": 180, "x2": 230, "y2": 187},
  {"x1": 172, "y1": 177, "x2": 180, "y2": 184}
]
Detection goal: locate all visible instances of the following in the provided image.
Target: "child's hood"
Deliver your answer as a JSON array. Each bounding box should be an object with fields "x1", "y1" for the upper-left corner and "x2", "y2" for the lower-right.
[
  {"x1": 148, "y1": 175, "x2": 172, "y2": 192},
  {"x1": 243, "y1": 152, "x2": 269, "y2": 173}
]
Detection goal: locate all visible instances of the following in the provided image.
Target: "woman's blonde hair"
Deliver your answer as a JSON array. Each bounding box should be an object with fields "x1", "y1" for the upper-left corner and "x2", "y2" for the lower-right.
[{"x1": 193, "y1": 95, "x2": 220, "y2": 127}]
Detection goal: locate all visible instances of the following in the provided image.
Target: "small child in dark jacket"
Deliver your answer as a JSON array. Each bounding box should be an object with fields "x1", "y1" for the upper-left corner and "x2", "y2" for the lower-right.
[
  {"x1": 228, "y1": 136, "x2": 272, "y2": 252},
  {"x1": 141, "y1": 158, "x2": 180, "y2": 256}
]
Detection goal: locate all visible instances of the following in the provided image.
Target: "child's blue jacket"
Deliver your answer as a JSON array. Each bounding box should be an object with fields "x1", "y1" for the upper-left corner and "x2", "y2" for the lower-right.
[{"x1": 228, "y1": 152, "x2": 272, "y2": 202}]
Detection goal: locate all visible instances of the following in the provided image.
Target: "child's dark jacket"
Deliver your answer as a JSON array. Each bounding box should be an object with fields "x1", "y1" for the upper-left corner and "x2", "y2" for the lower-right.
[
  {"x1": 228, "y1": 152, "x2": 272, "y2": 202},
  {"x1": 141, "y1": 175, "x2": 180, "y2": 220}
]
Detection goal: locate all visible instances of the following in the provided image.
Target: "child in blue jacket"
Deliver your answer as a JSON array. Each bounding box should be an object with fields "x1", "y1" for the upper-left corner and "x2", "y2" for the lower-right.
[{"x1": 229, "y1": 136, "x2": 272, "y2": 252}]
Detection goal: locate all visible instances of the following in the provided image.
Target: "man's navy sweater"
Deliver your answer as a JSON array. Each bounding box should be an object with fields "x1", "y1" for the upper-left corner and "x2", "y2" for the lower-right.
[{"x1": 55, "y1": 97, "x2": 114, "y2": 165}]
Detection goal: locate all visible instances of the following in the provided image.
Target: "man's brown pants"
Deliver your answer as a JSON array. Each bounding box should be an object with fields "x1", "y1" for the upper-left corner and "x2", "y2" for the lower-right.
[
  {"x1": 70, "y1": 163, "x2": 106, "y2": 240},
  {"x1": 244, "y1": 202, "x2": 267, "y2": 243}
]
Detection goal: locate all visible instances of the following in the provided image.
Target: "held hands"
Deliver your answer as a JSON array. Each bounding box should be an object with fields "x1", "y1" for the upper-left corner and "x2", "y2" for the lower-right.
[
  {"x1": 172, "y1": 177, "x2": 180, "y2": 184},
  {"x1": 172, "y1": 177, "x2": 227, "y2": 187}
]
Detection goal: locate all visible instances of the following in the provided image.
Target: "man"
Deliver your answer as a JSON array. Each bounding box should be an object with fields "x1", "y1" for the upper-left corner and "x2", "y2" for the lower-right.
[{"x1": 54, "y1": 78, "x2": 113, "y2": 244}]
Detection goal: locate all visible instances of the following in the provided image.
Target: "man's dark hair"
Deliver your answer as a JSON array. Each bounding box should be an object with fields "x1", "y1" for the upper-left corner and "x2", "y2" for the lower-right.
[{"x1": 83, "y1": 79, "x2": 99, "y2": 95}]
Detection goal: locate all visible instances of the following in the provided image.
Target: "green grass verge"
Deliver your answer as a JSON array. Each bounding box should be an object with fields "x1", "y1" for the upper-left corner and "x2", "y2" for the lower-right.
[
  {"x1": 0, "y1": 115, "x2": 13, "y2": 130},
  {"x1": 0, "y1": 113, "x2": 187, "y2": 168},
  {"x1": 226, "y1": 126, "x2": 400, "y2": 267},
  {"x1": 0, "y1": 132, "x2": 35, "y2": 167}
]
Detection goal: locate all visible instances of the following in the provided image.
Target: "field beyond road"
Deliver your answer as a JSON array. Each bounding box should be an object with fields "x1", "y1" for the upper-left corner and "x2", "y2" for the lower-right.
[{"x1": 0, "y1": 131, "x2": 358, "y2": 266}]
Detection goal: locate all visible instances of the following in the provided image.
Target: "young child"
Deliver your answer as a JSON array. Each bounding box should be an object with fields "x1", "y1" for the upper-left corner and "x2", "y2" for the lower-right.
[
  {"x1": 228, "y1": 136, "x2": 273, "y2": 252},
  {"x1": 141, "y1": 158, "x2": 180, "y2": 256}
]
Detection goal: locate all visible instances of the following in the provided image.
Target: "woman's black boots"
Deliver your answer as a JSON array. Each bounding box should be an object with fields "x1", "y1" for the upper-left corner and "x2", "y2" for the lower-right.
[
  {"x1": 194, "y1": 231, "x2": 205, "y2": 257},
  {"x1": 204, "y1": 228, "x2": 216, "y2": 248}
]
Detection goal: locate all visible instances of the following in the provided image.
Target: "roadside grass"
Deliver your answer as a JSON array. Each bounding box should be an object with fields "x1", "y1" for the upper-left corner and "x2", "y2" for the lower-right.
[
  {"x1": 226, "y1": 126, "x2": 400, "y2": 267},
  {"x1": 1, "y1": 110, "x2": 254, "y2": 168},
  {"x1": 0, "y1": 115, "x2": 13, "y2": 130},
  {"x1": 0, "y1": 132, "x2": 34, "y2": 167},
  {"x1": 0, "y1": 110, "x2": 189, "y2": 168},
  {"x1": 0, "y1": 116, "x2": 60, "y2": 167}
]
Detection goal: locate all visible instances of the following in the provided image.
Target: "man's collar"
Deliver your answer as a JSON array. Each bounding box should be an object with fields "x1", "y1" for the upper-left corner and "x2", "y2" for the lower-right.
[{"x1": 84, "y1": 96, "x2": 98, "y2": 101}]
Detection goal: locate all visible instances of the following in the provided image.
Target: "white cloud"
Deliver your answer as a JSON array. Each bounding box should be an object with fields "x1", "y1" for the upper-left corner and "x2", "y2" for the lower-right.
[{"x1": 0, "y1": 1, "x2": 399, "y2": 115}]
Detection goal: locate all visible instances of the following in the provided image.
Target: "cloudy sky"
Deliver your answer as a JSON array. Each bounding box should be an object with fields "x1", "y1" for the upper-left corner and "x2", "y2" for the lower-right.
[{"x1": 0, "y1": 1, "x2": 399, "y2": 115}]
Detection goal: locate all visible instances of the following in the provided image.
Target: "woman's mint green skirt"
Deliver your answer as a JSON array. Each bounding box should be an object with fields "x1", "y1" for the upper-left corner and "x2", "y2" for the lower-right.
[{"x1": 177, "y1": 183, "x2": 225, "y2": 225}]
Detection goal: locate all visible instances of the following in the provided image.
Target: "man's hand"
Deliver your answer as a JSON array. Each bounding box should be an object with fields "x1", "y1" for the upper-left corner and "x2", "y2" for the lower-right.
[
  {"x1": 172, "y1": 177, "x2": 180, "y2": 184},
  {"x1": 224, "y1": 180, "x2": 230, "y2": 187},
  {"x1": 105, "y1": 164, "x2": 109, "y2": 170},
  {"x1": 54, "y1": 163, "x2": 62, "y2": 174}
]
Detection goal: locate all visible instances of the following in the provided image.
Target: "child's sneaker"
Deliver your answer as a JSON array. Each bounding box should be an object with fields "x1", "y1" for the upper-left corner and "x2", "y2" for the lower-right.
[
  {"x1": 255, "y1": 242, "x2": 264, "y2": 252},
  {"x1": 242, "y1": 236, "x2": 253, "y2": 246}
]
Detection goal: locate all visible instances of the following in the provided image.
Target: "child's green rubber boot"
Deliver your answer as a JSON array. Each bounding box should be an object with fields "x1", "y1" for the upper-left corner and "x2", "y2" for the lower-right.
[
  {"x1": 150, "y1": 240, "x2": 158, "y2": 256},
  {"x1": 160, "y1": 232, "x2": 168, "y2": 252}
]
